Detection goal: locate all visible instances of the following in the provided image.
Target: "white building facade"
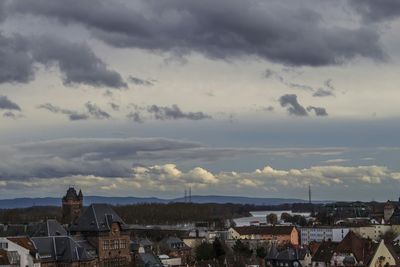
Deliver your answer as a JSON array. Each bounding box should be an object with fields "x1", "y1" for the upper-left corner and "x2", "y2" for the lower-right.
[{"x1": 300, "y1": 227, "x2": 350, "y2": 245}]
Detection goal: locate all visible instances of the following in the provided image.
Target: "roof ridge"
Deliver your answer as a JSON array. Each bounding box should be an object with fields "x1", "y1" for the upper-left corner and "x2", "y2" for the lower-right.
[{"x1": 91, "y1": 205, "x2": 100, "y2": 230}]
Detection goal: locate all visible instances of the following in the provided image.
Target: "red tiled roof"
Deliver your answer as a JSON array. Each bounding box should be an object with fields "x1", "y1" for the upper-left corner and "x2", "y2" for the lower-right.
[{"x1": 7, "y1": 236, "x2": 38, "y2": 256}]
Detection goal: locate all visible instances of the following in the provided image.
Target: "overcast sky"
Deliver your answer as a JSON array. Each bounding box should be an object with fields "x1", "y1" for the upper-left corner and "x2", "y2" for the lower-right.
[{"x1": 1, "y1": 0, "x2": 400, "y2": 201}]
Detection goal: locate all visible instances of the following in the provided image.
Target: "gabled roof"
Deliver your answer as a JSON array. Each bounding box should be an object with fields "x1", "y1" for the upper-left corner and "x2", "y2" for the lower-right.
[
  {"x1": 69, "y1": 203, "x2": 125, "y2": 232},
  {"x1": 32, "y1": 236, "x2": 94, "y2": 263},
  {"x1": 232, "y1": 226, "x2": 295, "y2": 236},
  {"x1": 312, "y1": 241, "x2": 338, "y2": 263},
  {"x1": 335, "y1": 231, "x2": 375, "y2": 263}
]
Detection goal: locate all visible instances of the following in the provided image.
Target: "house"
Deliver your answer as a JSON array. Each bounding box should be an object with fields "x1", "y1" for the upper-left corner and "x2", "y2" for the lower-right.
[
  {"x1": 229, "y1": 226, "x2": 299, "y2": 246},
  {"x1": 384, "y1": 201, "x2": 395, "y2": 223},
  {"x1": 225, "y1": 255, "x2": 265, "y2": 267},
  {"x1": 32, "y1": 236, "x2": 96, "y2": 267},
  {"x1": 350, "y1": 224, "x2": 391, "y2": 241},
  {"x1": 158, "y1": 254, "x2": 182, "y2": 267},
  {"x1": 69, "y1": 203, "x2": 131, "y2": 266},
  {"x1": 136, "y1": 252, "x2": 163, "y2": 267},
  {"x1": 0, "y1": 236, "x2": 40, "y2": 267},
  {"x1": 365, "y1": 240, "x2": 399, "y2": 267},
  {"x1": 265, "y1": 243, "x2": 311, "y2": 267},
  {"x1": 330, "y1": 231, "x2": 399, "y2": 267},
  {"x1": 131, "y1": 239, "x2": 162, "y2": 267},
  {"x1": 159, "y1": 237, "x2": 191, "y2": 264},
  {"x1": 300, "y1": 226, "x2": 349, "y2": 245}
]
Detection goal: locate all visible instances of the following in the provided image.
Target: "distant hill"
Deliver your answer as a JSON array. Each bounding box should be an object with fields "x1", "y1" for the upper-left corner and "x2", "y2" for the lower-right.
[{"x1": 0, "y1": 195, "x2": 317, "y2": 209}]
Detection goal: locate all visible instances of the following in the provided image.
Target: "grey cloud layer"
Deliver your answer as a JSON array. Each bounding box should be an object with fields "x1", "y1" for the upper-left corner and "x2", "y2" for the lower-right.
[
  {"x1": 8, "y1": 0, "x2": 385, "y2": 66},
  {"x1": 0, "y1": 137, "x2": 346, "y2": 181},
  {"x1": 349, "y1": 0, "x2": 400, "y2": 23}
]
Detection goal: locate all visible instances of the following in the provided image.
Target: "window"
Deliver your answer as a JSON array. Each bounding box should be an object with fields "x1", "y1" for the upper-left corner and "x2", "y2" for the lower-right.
[
  {"x1": 103, "y1": 240, "x2": 110, "y2": 250},
  {"x1": 0, "y1": 242, "x2": 8, "y2": 249},
  {"x1": 111, "y1": 239, "x2": 119, "y2": 249},
  {"x1": 119, "y1": 239, "x2": 126, "y2": 249}
]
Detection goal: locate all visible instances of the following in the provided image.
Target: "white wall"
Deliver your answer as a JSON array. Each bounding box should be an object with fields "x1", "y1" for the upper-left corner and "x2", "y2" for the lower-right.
[{"x1": 0, "y1": 238, "x2": 40, "y2": 267}]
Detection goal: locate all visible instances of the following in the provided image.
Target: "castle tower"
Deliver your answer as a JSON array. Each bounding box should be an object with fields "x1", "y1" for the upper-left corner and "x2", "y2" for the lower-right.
[{"x1": 61, "y1": 187, "x2": 83, "y2": 225}]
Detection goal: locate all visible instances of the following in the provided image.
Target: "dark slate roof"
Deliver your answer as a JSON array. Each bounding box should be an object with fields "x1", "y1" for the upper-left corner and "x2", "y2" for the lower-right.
[
  {"x1": 139, "y1": 252, "x2": 163, "y2": 267},
  {"x1": 266, "y1": 243, "x2": 309, "y2": 261},
  {"x1": 29, "y1": 220, "x2": 67, "y2": 237},
  {"x1": 32, "y1": 236, "x2": 94, "y2": 263},
  {"x1": 131, "y1": 238, "x2": 153, "y2": 252},
  {"x1": 69, "y1": 203, "x2": 126, "y2": 232},
  {"x1": 233, "y1": 226, "x2": 295, "y2": 236},
  {"x1": 0, "y1": 224, "x2": 27, "y2": 237},
  {"x1": 72, "y1": 237, "x2": 98, "y2": 259}
]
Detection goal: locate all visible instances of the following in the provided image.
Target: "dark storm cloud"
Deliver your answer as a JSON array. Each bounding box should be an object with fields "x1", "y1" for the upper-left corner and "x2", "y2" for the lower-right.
[
  {"x1": 128, "y1": 76, "x2": 154, "y2": 86},
  {"x1": 9, "y1": 0, "x2": 384, "y2": 66},
  {"x1": 279, "y1": 94, "x2": 308, "y2": 116},
  {"x1": 0, "y1": 95, "x2": 21, "y2": 111},
  {"x1": 31, "y1": 37, "x2": 127, "y2": 88},
  {"x1": 307, "y1": 106, "x2": 328, "y2": 116},
  {"x1": 0, "y1": 1, "x2": 5, "y2": 22},
  {"x1": 38, "y1": 103, "x2": 89, "y2": 121},
  {"x1": 0, "y1": 32, "x2": 126, "y2": 88},
  {"x1": 147, "y1": 104, "x2": 212, "y2": 121},
  {"x1": 0, "y1": 34, "x2": 35, "y2": 84},
  {"x1": 85, "y1": 102, "x2": 111, "y2": 119},
  {"x1": 349, "y1": 0, "x2": 400, "y2": 23}
]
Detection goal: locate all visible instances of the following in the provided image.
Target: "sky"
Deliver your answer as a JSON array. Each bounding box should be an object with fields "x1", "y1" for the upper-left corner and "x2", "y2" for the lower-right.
[{"x1": 1, "y1": 0, "x2": 400, "y2": 201}]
